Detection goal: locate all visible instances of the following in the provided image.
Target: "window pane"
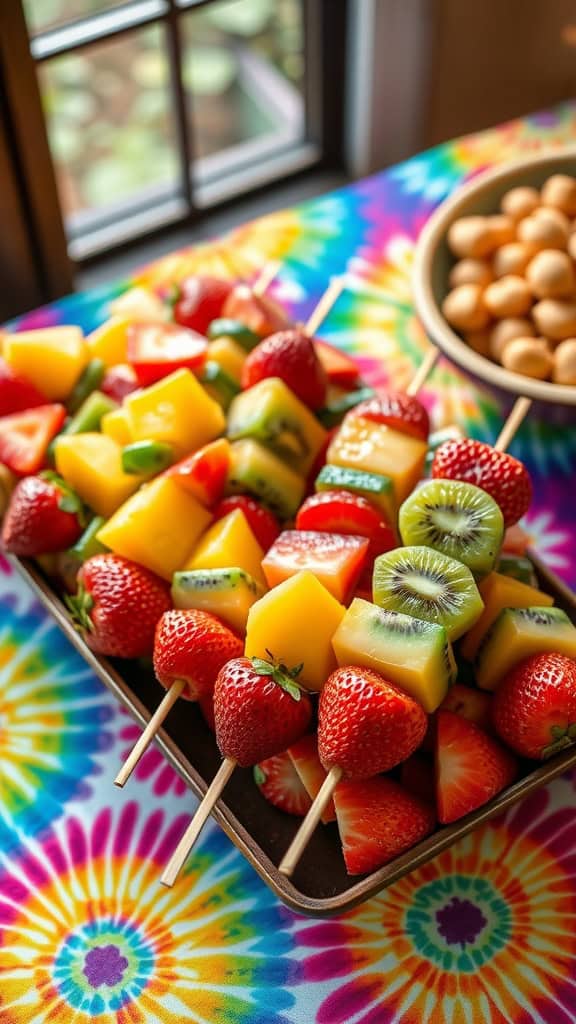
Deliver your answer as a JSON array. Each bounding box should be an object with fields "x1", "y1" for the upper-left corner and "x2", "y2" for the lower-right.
[
  {"x1": 23, "y1": 0, "x2": 124, "y2": 35},
  {"x1": 182, "y1": 0, "x2": 305, "y2": 171},
  {"x1": 37, "y1": 26, "x2": 180, "y2": 229}
]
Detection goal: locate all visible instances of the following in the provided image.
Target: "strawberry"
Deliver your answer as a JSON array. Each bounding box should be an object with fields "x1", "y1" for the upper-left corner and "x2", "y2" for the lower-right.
[
  {"x1": 127, "y1": 322, "x2": 208, "y2": 385},
  {"x1": 492, "y1": 652, "x2": 576, "y2": 759},
  {"x1": 440, "y1": 683, "x2": 493, "y2": 732},
  {"x1": 221, "y1": 284, "x2": 290, "y2": 338},
  {"x1": 314, "y1": 339, "x2": 360, "y2": 390},
  {"x1": 0, "y1": 404, "x2": 66, "y2": 475},
  {"x1": 1, "y1": 473, "x2": 84, "y2": 556},
  {"x1": 154, "y1": 608, "x2": 243, "y2": 701},
  {"x1": 436, "y1": 710, "x2": 517, "y2": 824},
  {"x1": 100, "y1": 364, "x2": 139, "y2": 402},
  {"x1": 334, "y1": 777, "x2": 435, "y2": 875},
  {"x1": 318, "y1": 666, "x2": 427, "y2": 778},
  {"x1": 212, "y1": 494, "x2": 280, "y2": 551},
  {"x1": 431, "y1": 438, "x2": 532, "y2": 527},
  {"x1": 172, "y1": 276, "x2": 234, "y2": 335},
  {"x1": 400, "y1": 753, "x2": 436, "y2": 804},
  {"x1": 67, "y1": 553, "x2": 171, "y2": 659},
  {"x1": 296, "y1": 490, "x2": 396, "y2": 559},
  {"x1": 241, "y1": 328, "x2": 327, "y2": 410},
  {"x1": 0, "y1": 357, "x2": 46, "y2": 415},
  {"x1": 351, "y1": 390, "x2": 430, "y2": 440},
  {"x1": 288, "y1": 733, "x2": 336, "y2": 823},
  {"x1": 214, "y1": 656, "x2": 313, "y2": 766},
  {"x1": 254, "y1": 751, "x2": 312, "y2": 816},
  {"x1": 167, "y1": 438, "x2": 230, "y2": 506}
]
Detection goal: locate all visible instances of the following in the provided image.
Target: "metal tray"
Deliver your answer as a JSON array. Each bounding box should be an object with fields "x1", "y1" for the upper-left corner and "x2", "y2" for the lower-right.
[{"x1": 11, "y1": 552, "x2": 576, "y2": 917}]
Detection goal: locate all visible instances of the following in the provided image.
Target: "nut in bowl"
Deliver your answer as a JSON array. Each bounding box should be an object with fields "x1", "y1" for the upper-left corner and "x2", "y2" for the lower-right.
[{"x1": 413, "y1": 149, "x2": 576, "y2": 405}]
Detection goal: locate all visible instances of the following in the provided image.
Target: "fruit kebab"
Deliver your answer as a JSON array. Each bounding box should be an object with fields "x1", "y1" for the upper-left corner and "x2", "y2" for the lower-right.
[{"x1": 113, "y1": 277, "x2": 346, "y2": 788}]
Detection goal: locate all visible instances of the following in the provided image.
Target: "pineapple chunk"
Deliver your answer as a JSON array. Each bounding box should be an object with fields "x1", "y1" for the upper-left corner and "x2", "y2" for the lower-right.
[
  {"x1": 461, "y1": 572, "x2": 554, "y2": 660},
  {"x1": 54, "y1": 433, "x2": 141, "y2": 518},
  {"x1": 207, "y1": 337, "x2": 246, "y2": 383},
  {"x1": 97, "y1": 475, "x2": 212, "y2": 580},
  {"x1": 245, "y1": 571, "x2": 345, "y2": 691},
  {"x1": 184, "y1": 509, "x2": 266, "y2": 587},
  {"x1": 109, "y1": 286, "x2": 167, "y2": 322},
  {"x1": 4, "y1": 327, "x2": 87, "y2": 400},
  {"x1": 101, "y1": 407, "x2": 133, "y2": 446},
  {"x1": 86, "y1": 317, "x2": 130, "y2": 367},
  {"x1": 328, "y1": 416, "x2": 427, "y2": 503},
  {"x1": 475, "y1": 606, "x2": 576, "y2": 691},
  {"x1": 125, "y1": 368, "x2": 225, "y2": 456}
]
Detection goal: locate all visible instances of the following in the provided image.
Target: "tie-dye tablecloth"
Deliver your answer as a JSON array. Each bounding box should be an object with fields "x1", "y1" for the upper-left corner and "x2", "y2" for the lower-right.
[{"x1": 2, "y1": 104, "x2": 576, "y2": 1024}]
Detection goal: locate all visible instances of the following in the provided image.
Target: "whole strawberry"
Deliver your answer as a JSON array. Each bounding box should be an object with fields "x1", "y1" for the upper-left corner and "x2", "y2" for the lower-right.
[
  {"x1": 173, "y1": 275, "x2": 233, "y2": 335},
  {"x1": 154, "y1": 608, "x2": 243, "y2": 701},
  {"x1": 492, "y1": 652, "x2": 576, "y2": 759},
  {"x1": 318, "y1": 666, "x2": 427, "y2": 779},
  {"x1": 68, "y1": 553, "x2": 171, "y2": 659},
  {"x1": 241, "y1": 328, "x2": 327, "y2": 410},
  {"x1": 2, "y1": 473, "x2": 84, "y2": 556},
  {"x1": 432, "y1": 438, "x2": 532, "y2": 527},
  {"x1": 214, "y1": 656, "x2": 312, "y2": 766},
  {"x1": 351, "y1": 391, "x2": 430, "y2": 440}
]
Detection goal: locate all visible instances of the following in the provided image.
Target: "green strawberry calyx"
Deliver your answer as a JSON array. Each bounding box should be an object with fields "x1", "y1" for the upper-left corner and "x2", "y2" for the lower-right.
[
  {"x1": 40, "y1": 471, "x2": 87, "y2": 525},
  {"x1": 65, "y1": 585, "x2": 95, "y2": 635},
  {"x1": 253, "y1": 765, "x2": 267, "y2": 785},
  {"x1": 250, "y1": 650, "x2": 304, "y2": 701},
  {"x1": 541, "y1": 722, "x2": 576, "y2": 758}
]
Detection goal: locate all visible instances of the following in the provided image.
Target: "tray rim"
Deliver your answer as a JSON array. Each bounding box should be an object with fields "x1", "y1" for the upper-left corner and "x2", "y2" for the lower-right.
[{"x1": 8, "y1": 551, "x2": 576, "y2": 917}]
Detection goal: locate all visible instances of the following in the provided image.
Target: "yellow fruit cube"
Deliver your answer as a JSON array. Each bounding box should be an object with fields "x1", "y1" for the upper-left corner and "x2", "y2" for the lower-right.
[
  {"x1": 97, "y1": 475, "x2": 212, "y2": 580},
  {"x1": 4, "y1": 327, "x2": 88, "y2": 400},
  {"x1": 109, "y1": 287, "x2": 167, "y2": 322},
  {"x1": 207, "y1": 337, "x2": 247, "y2": 383},
  {"x1": 245, "y1": 571, "x2": 346, "y2": 691},
  {"x1": 86, "y1": 317, "x2": 130, "y2": 367},
  {"x1": 328, "y1": 416, "x2": 427, "y2": 503},
  {"x1": 101, "y1": 407, "x2": 133, "y2": 446},
  {"x1": 460, "y1": 572, "x2": 554, "y2": 660},
  {"x1": 475, "y1": 607, "x2": 576, "y2": 691},
  {"x1": 54, "y1": 433, "x2": 141, "y2": 518},
  {"x1": 185, "y1": 509, "x2": 266, "y2": 586},
  {"x1": 126, "y1": 369, "x2": 225, "y2": 456}
]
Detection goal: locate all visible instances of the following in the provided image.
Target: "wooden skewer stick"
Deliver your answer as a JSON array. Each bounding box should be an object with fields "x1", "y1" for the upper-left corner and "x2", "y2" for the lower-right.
[
  {"x1": 278, "y1": 766, "x2": 342, "y2": 878},
  {"x1": 494, "y1": 395, "x2": 532, "y2": 453},
  {"x1": 406, "y1": 346, "x2": 440, "y2": 397},
  {"x1": 161, "y1": 757, "x2": 237, "y2": 888},
  {"x1": 304, "y1": 277, "x2": 346, "y2": 337},
  {"x1": 114, "y1": 678, "x2": 185, "y2": 788},
  {"x1": 252, "y1": 260, "x2": 282, "y2": 297}
]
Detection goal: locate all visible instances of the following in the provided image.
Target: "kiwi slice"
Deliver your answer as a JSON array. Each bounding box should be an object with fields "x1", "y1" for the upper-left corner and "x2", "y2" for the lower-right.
[
  {"x1": 373, "y1": 545, "x2": 484, "y2": 640},
  {"x1": 399, "y1": 479, "x2": 503, "y2": 577}
]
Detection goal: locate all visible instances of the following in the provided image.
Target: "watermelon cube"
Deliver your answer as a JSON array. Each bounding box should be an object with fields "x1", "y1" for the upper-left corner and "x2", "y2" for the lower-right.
[{"x1": 262, "y1": 529, "x2": 369, "y2": 602}]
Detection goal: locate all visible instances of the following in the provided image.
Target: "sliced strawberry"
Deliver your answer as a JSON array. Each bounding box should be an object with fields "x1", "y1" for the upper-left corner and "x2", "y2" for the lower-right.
[
  {"x1": 295, "y1": 489, "x2": 396, "y2": 559},
  {"x1": 212, "y1": 494, "x2": 280, "y2": 551},
  {"x1": 436, "y1": 710, "x2": 518, "y2": 824},
  {"x1": 440, "y1": 683, "x2": 493, "y2": 732},
  {"x1": 254, "y1": 750, "x2": 312, "y2": 816},
  {"x1": 166, "y1": 438, "x2": 230, "y2": 506},
  {"x1": 221, "y1": 284, "x2": 291, "y2": 338},
  {"x1": 400, "y1": 753, "x2": 436, "y2": 804},
  {"x1": 0, "y1": 357, "x2": 47, "y2": 415},
  {"x1": 127, "y1": 322, "x2": 208, "y2": 385},
  {"x1": 314, "y1": 339, "x2": 360, "y2": 389},
  {"x1": 334, "y1": 777, "x2": 435, "y2": 875},
  {"x1": 173, "y1": 275, "x2": 234, "y2": 335},
  {"x1": 288, "y1": 733, "x2": 336, "y2": 823},
  {"x1": 431, "y1": 438, "x2": 532, "y2": 527},
  {"x1": 0, "y1": 404, "x2": 66, "y2": 475},
  {"x1": 351, "y1": 391, "x2": 430, "y2": 440}
]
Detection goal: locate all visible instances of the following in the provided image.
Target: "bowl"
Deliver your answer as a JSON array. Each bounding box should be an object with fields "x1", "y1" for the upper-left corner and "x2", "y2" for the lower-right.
[{"x1": 412, "y1": 148, "x2": 576, "y2": 407}]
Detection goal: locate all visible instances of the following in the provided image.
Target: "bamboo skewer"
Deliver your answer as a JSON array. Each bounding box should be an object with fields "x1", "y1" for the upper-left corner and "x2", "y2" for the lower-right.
[
  {"x1": 405, "y1": 346, "x2": 440, "y2": 397},
  {"x1": 494, "y1": 396, "x2": 532, "y2": 453},
  {"x1": 252, "y1": 260, "x2": 282, "y2": 297},
  {"x1": 278, "y1": 767, "x2": 342, "y2": 878},
  {"x1": 304, "y1": 277, "x2": 346, "y2": 337},
  {"x1": 115, "y1": 679, "x2": 185, "y2": 788}
]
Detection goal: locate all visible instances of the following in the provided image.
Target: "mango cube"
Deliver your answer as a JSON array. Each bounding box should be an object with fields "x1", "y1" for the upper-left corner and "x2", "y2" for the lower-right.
[
  {"x1": 97, "y1": 475, "x2": 212, "y2": 580},
  {"x1": 101, "y1": 407, "x2": 133, "y2": 446},
  {"x1": 54, "y1": 433, "x2": 141, "y2": 518},
  {"x1": 328, "y1": 416, "x2": 427, "y2": 503},
  {"x1": 245, "y1": 571, "x2": 346, "y2": 691},
  {"x1": 460, "y1": 571, "x2": 554, "y2": 660},
  {"x1": 4, "y1": 327, "x2": 88, "y2": 400},
  {"x1": 86, "y1": 317, "x2": 130, "y2": 367},
  {"x1": 207, "y1": 337, "x2": 246, "y2": 383},
  {"x1": 125, "y1": 368, "x2": 225, "y2": 456},
  {"x1": 475, "y1": 606, "x2": 576, "y2": 691},
  {"x1": 185, "y1": 509, "x2": 266, "y2": 586}
]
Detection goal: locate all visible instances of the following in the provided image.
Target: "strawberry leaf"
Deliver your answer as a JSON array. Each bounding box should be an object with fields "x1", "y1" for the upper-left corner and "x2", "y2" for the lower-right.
[
  {"x1": 253, "y1": 765, "x2": 266, "y2": 785},
  {"x1": 249, "y1": 655, "x2": 303, "y2": 701},
  {"x1": 65, "y1": 586, "x2": 95, "y2": 634},
  {"x1": 251, "y1": 658, "x2": 276, "y2": 677}
]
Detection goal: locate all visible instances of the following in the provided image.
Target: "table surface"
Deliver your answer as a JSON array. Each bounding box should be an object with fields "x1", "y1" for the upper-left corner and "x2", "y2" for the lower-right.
[{"x1": 2, "y1": 103, "x2": 576, "y2": 1024}]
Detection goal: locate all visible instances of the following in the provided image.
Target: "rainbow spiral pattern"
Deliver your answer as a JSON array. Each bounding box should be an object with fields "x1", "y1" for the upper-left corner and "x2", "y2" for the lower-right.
[{"x1": 2, "y1": 102, "x2": 576, "y2": 1020}]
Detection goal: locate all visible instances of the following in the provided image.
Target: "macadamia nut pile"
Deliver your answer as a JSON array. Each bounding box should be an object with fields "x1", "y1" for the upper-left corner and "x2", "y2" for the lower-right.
[{"x1": 442, "y1": 173, "x2": 576, "y2": 383}]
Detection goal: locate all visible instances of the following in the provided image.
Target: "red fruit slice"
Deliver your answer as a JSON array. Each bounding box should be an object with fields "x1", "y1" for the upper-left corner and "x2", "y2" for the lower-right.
[
  {"x1": 173, "y1": 275, "x2": 234, "y2": 335},
  {"x1": 439, "y1": 683, "x2": 493, "y2": 732},
  {"x1": 222, "y1": 284, "x2": 291, "y2": 338},
  {"x1": 262, "y1": 529, "x2": 369, "y2": 602},
  {"x1": 0, "y1": 357, "x2": 47, "y2": 415},
  {"x1": 0, "y1": 404, "x2": 66, "y2": 475},
  {"x1": 167, "y1": 438, "x2": 230, "y2": 506},
  {"x1": 492, "y1": 652, "x2": 576, "y2": 760},
  {"x1": 288, "y1": 733, "x2": 336, "y2": 823},
  {"x1": 436, "y1": 710, "x2": 517, "y2": 824},
  {"x1": 296, "y1": 489, "x2": 396, "y2": 559},
  {"x1": 254, "y1": 750, "x2": 312, "y2": 817},
  {"x1": 101, "y1": 363, "x2": 139, "y2": 402},
  {"x1": 400, "y1": 754, "x2": 436, "y2": 804},
  {"x1": 352, "y1": 391, "x2": 430, "y2": 440},
  {"x1": 334, "y1": 777, "x2": 435, "y2": 875},
  {"x1": 314, "y1": 339, "x2": 360, "y2": 389},
  {"x1": 212, "y1": 494, "x2": 280, "y2": 551},
  {"x1": 127, "y1": 322, "x2": 208, "y2": 385}
]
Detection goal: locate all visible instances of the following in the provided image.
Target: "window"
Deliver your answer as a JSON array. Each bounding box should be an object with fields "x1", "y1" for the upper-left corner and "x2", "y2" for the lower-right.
[{"x1": 15, "y1": 0, "x2": 340, "y2": 263}]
